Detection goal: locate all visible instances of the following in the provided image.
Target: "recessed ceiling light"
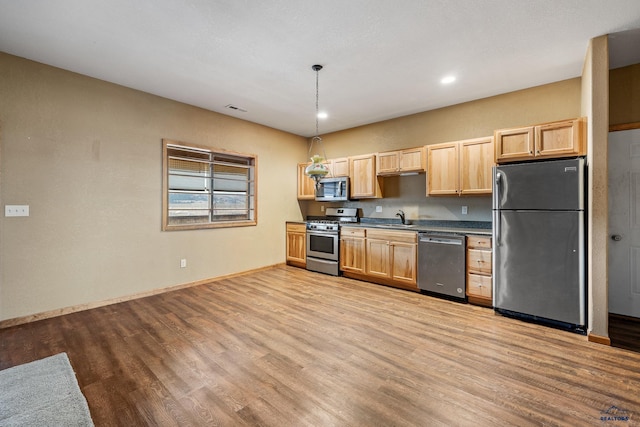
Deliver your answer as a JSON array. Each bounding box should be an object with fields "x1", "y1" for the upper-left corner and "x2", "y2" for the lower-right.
[
  {"x1": 317, "y1": 112, "x2": 328, "y2": 119},
  {"x1": 441, "y1": 75, "x2": 456, "y2": 85}
]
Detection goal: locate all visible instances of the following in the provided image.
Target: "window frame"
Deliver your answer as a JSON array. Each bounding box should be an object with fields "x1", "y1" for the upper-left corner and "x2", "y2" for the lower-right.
[{"x1": 162, "y1": 139, "x2": 257, "y2": 231}]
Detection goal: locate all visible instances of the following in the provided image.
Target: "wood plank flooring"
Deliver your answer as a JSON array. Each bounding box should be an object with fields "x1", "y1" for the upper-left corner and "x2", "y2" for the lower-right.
[{"x1": 2, "y1": 265, "x2": 640, "y2": 426}]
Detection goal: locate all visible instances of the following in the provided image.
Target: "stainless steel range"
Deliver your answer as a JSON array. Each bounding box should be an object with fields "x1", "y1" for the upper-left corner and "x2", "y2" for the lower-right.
[{"x1": 306, "y1": 207, "x2": 358, "y2": 276}]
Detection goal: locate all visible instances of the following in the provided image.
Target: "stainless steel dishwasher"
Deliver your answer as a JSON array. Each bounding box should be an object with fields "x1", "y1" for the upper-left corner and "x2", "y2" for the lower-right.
[{"x1": 418, "y1": 232, "x2": 466, "y2": 300}]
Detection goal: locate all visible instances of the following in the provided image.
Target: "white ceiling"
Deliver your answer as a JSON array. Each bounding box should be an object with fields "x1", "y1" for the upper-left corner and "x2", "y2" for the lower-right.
[{"x1": 1, "y1": 1, "x2": 640, "y2": 137}]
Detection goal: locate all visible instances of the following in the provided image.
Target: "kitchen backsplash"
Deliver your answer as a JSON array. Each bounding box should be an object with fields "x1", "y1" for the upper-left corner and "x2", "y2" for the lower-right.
[{"x1": 301, "y1": 174, "x2": 492, "y2": 222}]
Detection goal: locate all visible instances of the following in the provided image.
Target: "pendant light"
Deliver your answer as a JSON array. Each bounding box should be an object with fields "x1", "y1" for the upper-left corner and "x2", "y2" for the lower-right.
[{"x1": 305, "y1": 64, "x2": 330, "y2": 188}]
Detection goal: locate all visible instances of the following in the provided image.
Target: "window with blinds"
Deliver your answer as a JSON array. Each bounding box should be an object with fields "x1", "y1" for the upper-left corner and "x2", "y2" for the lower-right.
[{"x1": 162, "y1": 140, "x2": 257, "y2": 230}]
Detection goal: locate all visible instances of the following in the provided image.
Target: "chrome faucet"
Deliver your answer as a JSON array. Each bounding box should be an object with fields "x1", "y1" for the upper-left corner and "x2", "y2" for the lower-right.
[{"x1": 396, "y1": 209, "x2": 406, "y2": 225}]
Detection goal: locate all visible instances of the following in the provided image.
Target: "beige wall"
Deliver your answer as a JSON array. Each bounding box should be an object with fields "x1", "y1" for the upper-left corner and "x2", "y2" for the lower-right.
[
  {"x1": 303, "y1": 79, "x2": 583, "y2": 222},
  {"x1": 322, "y1": 78, "x2": 582, "y2": 154},
  {"x1": 0, "y1": 53, "x2": 307, "y2": 322},
  {"x1": 610, "y1": 63, "x2": 640, "y2": 126},
  {"x1": 581, "y1": 35, "x2": 609, "y2": 339}
]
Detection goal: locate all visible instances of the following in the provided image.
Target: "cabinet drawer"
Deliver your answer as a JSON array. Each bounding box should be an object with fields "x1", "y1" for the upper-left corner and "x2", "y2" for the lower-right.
[
  {"x1": 467, "y1": 273, "x2": 492, "y2": 298},
  {"x1": 366, "y1": 229, "x2": 417, "y2": 243},
  {"x1": 467, "y1": 236, "x2": 491, "y2": 249},
  {"x1": 286, "y1": 223, "x2": 307, "y2": 233},
  {"x1": 341, "y1": 227, "x2": 366, "y2": 238},
  {"x1": 467, "y1": 249, "x2": 492, "y2": 274}
]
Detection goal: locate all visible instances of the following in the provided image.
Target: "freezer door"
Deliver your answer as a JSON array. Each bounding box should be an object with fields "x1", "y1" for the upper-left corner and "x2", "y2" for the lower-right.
[
  {"x1": 493, "y1": 158, "x2": 584, "y2": 211},
  {"x1": 493, "y1": 210, "x2": 585, "y2": 325}
]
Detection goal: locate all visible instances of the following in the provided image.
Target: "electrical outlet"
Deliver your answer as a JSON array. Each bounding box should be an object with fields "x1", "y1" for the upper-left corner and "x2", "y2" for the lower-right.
[
  {"x1": 180, "y1": 259, "x2": 187, "y2": 268},
  {"x1": 461, "y1": 206, "x2": 468, "y2": 215},
  {"x1": 5, "y1": 205, "x2": 30, "y2": 217},
  {"x1": 376, "y1": 206, "x2": 383, "y2": 213},
  {"x1": 320, "y1": 205, "x2": 325, "y2": 212}
]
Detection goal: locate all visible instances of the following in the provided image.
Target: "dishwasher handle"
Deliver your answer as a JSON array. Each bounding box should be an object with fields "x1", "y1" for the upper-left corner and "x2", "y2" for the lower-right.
[{"x1": 419, "y1": 236, "x2": 463, "y2": 245}]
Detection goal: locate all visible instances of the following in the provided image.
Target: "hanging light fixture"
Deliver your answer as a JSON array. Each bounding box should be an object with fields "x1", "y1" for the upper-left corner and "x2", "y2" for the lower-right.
[{"x1": 305, "y1": 64, "x2": 330, "y2": 188}]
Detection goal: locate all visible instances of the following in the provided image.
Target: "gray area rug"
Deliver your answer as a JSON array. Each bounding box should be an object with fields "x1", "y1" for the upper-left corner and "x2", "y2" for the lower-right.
[{"x1": 0, "y1": 352, "x2": 94, "y2": 426}]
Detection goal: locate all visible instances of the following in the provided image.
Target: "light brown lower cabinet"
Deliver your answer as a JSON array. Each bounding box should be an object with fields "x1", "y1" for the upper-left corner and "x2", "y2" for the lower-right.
[
  {"x1": 466, "y1": 235, "x2": 493, "y2": 306},
  {"x1": 341, "y1": 227, "x2": 418, "y2": 291},
  {"x1": 286, "y1": 222, "x2": 306, "y2": 268},
  {"x1": 340, "y1": 227, "x2": 366, "y2": 274}
]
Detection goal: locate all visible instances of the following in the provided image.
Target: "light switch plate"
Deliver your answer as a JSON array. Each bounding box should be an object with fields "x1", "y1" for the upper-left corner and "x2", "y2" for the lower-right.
[
  {"x1": 376, "y1": 206, "x2": 383, "y2": 213},
  {"x1": 5, "y1": 205, "x2": 29, "y2": 217}
]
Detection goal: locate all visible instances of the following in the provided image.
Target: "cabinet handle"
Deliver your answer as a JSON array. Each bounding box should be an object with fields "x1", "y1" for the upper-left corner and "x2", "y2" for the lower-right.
[{"x1": 529, "y1": 150, "x2": 533, "y2": 154}]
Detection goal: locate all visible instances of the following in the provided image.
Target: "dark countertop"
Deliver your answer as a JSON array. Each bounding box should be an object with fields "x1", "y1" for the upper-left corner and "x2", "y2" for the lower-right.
[
  {"x1": 342, "y1": 219, "x2": 492, "y2": 236},
  {"x1": 293, "y1": 218, "x2": 492, "y2": 236}
]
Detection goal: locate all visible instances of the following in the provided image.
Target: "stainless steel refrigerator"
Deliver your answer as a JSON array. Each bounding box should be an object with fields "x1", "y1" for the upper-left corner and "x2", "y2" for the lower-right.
[{"x1": 493, "y1": 158, "x2": 586, "y2": 332}]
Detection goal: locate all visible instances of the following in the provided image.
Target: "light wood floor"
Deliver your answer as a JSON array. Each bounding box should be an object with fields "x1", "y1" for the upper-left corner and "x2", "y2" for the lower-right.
[{"x1": 2, "y1": 265, "x2": 640, "y2": 426}]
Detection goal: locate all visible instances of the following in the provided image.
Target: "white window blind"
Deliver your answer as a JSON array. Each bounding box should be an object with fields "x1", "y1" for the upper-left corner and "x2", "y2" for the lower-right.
[{"x1": 163, "y1": 140, "x2": 256, "y2": 230}]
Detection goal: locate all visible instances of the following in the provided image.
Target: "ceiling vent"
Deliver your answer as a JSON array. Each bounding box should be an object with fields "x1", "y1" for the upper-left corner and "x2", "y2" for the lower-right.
[{"x1": 224, "y1": 104, "x2": 248, "y2": 113}]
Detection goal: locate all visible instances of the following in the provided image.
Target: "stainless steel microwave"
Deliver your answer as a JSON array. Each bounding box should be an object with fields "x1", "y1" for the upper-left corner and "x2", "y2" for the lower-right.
[{"x1": 315, "y1": 177, "x2": 349, "y2": 201}]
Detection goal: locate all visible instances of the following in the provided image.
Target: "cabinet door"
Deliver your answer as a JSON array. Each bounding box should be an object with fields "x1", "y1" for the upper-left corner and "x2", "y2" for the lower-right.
[
  {"x1": 399, "y1": 147, "x2": 426, "y2": 172},
  {"x1": 427, "y1": 142, "x2": 459, "y2": 195},
  {"x1": 366, "y1": 238, "x2": 391, "y2": 278},
  {"x1": 286, "y1": 226, "x2": 306, "y2": 267},
  {"x1": 340, "y1": 237, "x2": 365, "y2": 273},
  {"x1": 494, "y1": 126, "x2": 535, "y2": 163},
  {"x1": 297, "y1": 163, "x2": 316, "y2": 199},
  {"x1": 535, "y1": 118, "x2": 585, "y2": 158},
  {"x1": 390, "y1": 242, "x2": 417, "y2": 285},
  {"x1": 376, "y1": 151, "x2": 399, "y2": 175},
  {"x1": 460, "y1": 137, "x2": 494, "y2": 195},
  {"x1": 331, "y1": 157, "x2": 350, "y2": 177},
  {"x1": 350, "y1": 154, "x2": 383, "y2": 198}
]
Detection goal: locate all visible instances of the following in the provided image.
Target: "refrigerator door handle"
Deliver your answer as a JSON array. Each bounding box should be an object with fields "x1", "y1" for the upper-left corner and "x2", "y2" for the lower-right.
[
  {"x1": 493, "y1": 170, "x2": 502, "y2": 210},
  {"x1": 494, "y1": 210, "x2": 501, "y2": 246},
  {"x1": 493, "y1": 169, "x2": 501, "y2": 246}
]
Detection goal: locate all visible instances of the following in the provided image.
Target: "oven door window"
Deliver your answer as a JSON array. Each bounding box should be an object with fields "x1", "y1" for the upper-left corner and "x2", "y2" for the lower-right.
[{"x1": 309, "y1": 234, "x2": 336, "y2": 255}]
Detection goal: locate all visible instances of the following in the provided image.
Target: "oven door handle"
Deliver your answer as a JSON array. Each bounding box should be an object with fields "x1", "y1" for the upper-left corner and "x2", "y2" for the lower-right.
[{"x1": 307, "y1": 231, "x2": 339, "y2": 237}]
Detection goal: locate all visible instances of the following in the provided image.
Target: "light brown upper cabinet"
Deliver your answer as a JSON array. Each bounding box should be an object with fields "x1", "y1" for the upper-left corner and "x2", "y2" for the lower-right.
[
  {"x1": 427, "y1": 137, "x2": 494, "y2": 196},
  {"x1": 376, "y1": 147, "x2": 426, "y2": 176},
  {"x1": 494, "y1": 117, "x2": 586, "y2": 163},
  {"x1": 350, "y1": 153, "x2": 383, "y2": 198},
  {"x1": 297, "y1": 163, "x2": 316, "y2": 200},
  {"x1": 297, "y1": 157, "x2": 348, "y2": 199},
  {"x1": 459, "y1": 137, "x2": 494, "y2": 195},
  {"x1": 328, "y1": 157, "x2": 349, "y2": 177},
  {"x1": 427, "y1": 142, "x2": 459, "y2": 195}
]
